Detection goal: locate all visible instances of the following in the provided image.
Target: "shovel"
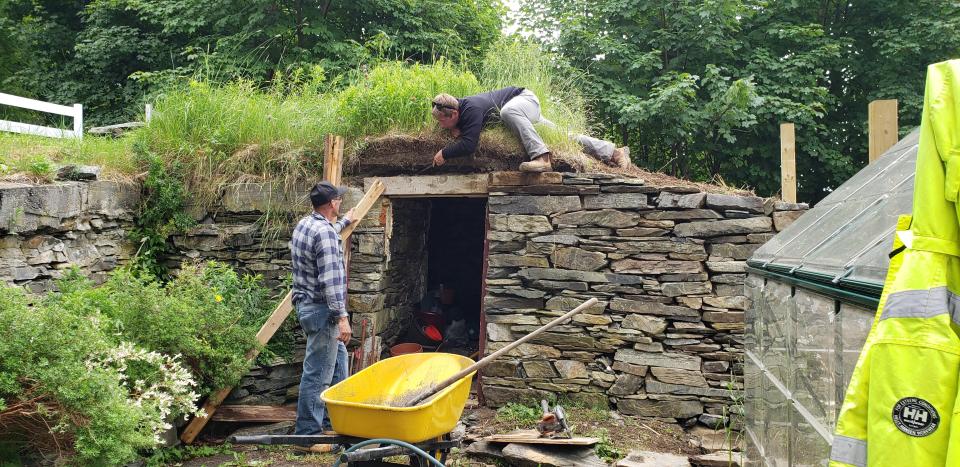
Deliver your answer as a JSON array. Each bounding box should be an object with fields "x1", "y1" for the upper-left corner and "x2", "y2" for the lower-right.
[{"x1": 402, "y1": 297, "x2": 598, "y2": 407}]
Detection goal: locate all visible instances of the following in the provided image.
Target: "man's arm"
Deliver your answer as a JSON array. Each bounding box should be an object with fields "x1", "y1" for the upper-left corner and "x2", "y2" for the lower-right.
[
  {"x1": 440, "y1": 110, "x2": 481, "y2": 158},
  {"x1": 314, "y1": 228, "x2": 348, "y2": 318},
  {"x1": 333, "y1": 210, "x2": 354, "y2": 233}
]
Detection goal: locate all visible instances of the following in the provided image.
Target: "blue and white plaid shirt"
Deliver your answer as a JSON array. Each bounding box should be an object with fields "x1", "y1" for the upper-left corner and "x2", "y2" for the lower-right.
[{"x1": 290, "y1": 212, "x2": 351, "y2": 317}]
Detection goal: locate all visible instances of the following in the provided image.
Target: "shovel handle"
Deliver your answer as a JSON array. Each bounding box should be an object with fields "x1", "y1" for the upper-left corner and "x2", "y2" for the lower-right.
[{"x1": 405, "y1": 297, "x2": 598, "y2": 406}]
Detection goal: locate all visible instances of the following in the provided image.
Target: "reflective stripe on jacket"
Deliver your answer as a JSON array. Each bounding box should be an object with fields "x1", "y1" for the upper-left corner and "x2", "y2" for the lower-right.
[{"x1": 830, "y1": 60, "x2": 960, "y2": 466}]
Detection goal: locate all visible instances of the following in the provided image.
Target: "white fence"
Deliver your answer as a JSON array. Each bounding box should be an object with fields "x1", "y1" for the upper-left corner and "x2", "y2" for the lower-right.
[{"x1": 0, "y1": 92, "x2": 83, "y2": 139}]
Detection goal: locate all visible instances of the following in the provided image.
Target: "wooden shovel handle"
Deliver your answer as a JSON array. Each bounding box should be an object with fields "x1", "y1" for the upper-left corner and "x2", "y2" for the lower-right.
[{"x1": 405, "y1": 297, "x2": 599, "y2": 407}]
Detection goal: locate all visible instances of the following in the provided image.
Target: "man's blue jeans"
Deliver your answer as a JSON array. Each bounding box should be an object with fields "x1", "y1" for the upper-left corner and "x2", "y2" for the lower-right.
[{"x1": 294, "y1": 302, "x2": 349, "y2": 435}]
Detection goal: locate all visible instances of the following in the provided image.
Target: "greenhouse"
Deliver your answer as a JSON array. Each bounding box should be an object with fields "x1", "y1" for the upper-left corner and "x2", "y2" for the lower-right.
[{"x1": 744, "y1": 129, "x2": 920, "y2": 466}]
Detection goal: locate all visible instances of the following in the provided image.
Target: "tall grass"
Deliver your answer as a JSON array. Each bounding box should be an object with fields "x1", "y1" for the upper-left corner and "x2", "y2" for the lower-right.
[{"x1": 0, "y1": 133, "x2": 134, "y2": 180}]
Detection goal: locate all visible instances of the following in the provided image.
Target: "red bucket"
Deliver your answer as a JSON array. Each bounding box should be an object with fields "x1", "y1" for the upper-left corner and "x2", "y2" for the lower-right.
[{"x1": 389, "y1": 343, "x2": 423, "y2": 357}]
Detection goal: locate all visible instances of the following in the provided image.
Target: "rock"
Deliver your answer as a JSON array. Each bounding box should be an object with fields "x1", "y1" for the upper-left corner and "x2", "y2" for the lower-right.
[
  {"x1": 645, "y1": 209, "x2": 722, "y2": 220},
  {"x1": 553, "y1": 210, "x2": 641, "y2": 228},
  {"x1": 87, "y1": 121, "x2": 144, "y2": 136},
  {"x1": 621, "y1": 314, "x2": 668, "y2": 334},
  {"x1": 616, "y1": 227, "x2": 669, "y2": 237},
  {"x1": 703, "y1": 361, "x2": 730, "y2": 373},
  {"x1": 519, "y1": 268, "x2": 608, "y2": 283},
  {"x1": 488, "y1": 254, "x2": 550, "y2": 268},
  {"x1": 704, "y1": 194, "x2": 765, "y2": 213},
  {"x1": 609, "y1": 373, "x2": 643, "y2": 396},
  {"x1": 534, "y1": 280, "x2": 590, "y2": 291},
  {"x1": 546, "y1": 296, "x2": 607, "y2": 314},
  {"x1": 531, "y1": 235, "x2": 580, "y2": 245},
  {"x1": 523, "y1": 360, "x2": 558, "y2": 378},
  {"x1": 481, "y1": 386, "x2": 553, "y2": 407},
  {"x1": 773, "y1": 210, "x2": 804, "y2": 231},
  {"x1": 485, "y1": 296, "x2": 545, "y2": 310},
  {"x1": 484, "y1": 360, "x2": 521, "y2": 377},
  {"x1": 612, "y1": 259, "x2": 702, "y2": 274},
  {"x1": 674, "y1": 217, "x2": 773, "y2": 238},
  {"x1": 612, "y1": 361, "x2": 648, "y2": 376},
  {"x1": 689, "y1": 451, "x2": 746, "y2": 467},
  {"x1": 650, "y1": 368, "x2": 709, "y2": 387},
  {"x1": 614, "y1": 349, "x2": 701, "y2": 371},
  {"x1": 501, "y1": 443, "x2": 607, "y2": 467},
  {"x1": 702, "y1": 311, "x2": 745, "y2": 323},
  {"x1": 583, "y1": 193, "x2": 650, "y2": 210},
  {"x1": 698, "y1": 413, "x2": 728, "y2": 428},
  {"x1": 661, "y1": 281, "x2": 712, "y2": 297},
  {"x1": 573, "y1": 314, "x2": 613, "y2": 325},
  {"x1": 618, "y1": 398, "x2": 702, "y2": 419},
  {"x1": 464, "y1": 440, "x2": 506, "y2": 461},
  {"x1": 688, "y1": 426, "x2": 730, "y2": 451},
  {"x1": 707, "y1": 243, "x2": 759, "y2": 261},
  {"x1": 609, "y1": 299, "x2": 701, "y2": 321},
  {"x1": 489, "y1": 195, "x2": 582, "y2": 215},
  {"x1": 618, "y1": 450, "x2": 691, "y2": 467},
  {"x1": 657, "y1": 192, "x2": 706, "y2": 209},
  {"x1": 551, "y1": 247, "x2": 607, "y2": 271},
  {"x1": 705, "y1": 261, "x2": 746, "y2": 273},
  {"x1": 487, "y1": 323, "x2": 514, "y2": 341},
  {"x1": 56, "y1": 165, "x2": 101, "y2": 181},
  {"x1": 644, "y1": 379, "x2": 728, "y2": 398},
  {"x1": 490, "y1": 214, "x2": 554, "y2": 233},
  {"x1": 774, "y1": 201, "x2": 808, "y2": 211},
  {"x1": 230, "y1": 421, "x2": 295, "y2": 437},
  {"x1": 554, "y1": 360, "x2": 589, "y2": 379}
]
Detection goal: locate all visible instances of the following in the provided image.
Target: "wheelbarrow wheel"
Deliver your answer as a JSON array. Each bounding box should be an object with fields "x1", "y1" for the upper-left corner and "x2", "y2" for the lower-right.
[{"x1": 409, "y1": 434, "x2": 449, "y2": 466}]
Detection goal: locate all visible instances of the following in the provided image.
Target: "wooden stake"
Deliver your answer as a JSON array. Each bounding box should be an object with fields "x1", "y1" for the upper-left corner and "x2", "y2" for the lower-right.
[
  {"x1": 324, "y1": 134, "x2": 344, "y2": 185},
  {"x1": 780, "y1": 123, "x2": 797, "y2": 203},
  {"x1": 869, "y1": 99, "x2": 898, "y2": 163}
]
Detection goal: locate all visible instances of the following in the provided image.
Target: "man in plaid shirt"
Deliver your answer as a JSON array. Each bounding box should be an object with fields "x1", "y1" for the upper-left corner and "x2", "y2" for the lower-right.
[{"x1": 290, "y1": 181, "x2": 355, "y2": 443}]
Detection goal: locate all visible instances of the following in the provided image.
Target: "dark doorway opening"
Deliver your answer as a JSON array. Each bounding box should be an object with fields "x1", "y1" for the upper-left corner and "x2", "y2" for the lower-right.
[{"x1": 405, "y1": 197, "x2": 487, "y2": 356}]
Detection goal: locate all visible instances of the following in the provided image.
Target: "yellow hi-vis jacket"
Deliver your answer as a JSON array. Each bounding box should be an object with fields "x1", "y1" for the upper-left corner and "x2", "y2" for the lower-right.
[{"x1": 830, "y1": 60, "x2": 960, "y2": 466}]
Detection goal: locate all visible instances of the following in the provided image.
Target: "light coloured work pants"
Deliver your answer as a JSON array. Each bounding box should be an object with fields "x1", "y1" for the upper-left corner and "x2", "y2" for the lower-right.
[{"x1": 499, "y1": 89, "x2": 615, "y2": 162}]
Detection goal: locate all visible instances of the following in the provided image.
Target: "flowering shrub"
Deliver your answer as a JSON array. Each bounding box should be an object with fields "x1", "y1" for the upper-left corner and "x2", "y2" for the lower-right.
[{"x1": 0, "y1": 262, "x2": 272, "y2": 464}]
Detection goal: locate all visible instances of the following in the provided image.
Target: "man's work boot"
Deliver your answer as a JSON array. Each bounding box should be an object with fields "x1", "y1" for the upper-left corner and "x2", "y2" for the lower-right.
[
  {"x1": 610, "y1": 146, "x2": 631, "y2": 168},
  {"x1": 520, "y1": 152, "x2": 553, "y2": 173}
]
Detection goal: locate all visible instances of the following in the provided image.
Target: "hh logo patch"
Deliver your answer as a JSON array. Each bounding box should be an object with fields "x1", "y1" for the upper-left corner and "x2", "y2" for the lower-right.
[{"x1": 893, "y1": 397, "x2": 940, "y2": 437}]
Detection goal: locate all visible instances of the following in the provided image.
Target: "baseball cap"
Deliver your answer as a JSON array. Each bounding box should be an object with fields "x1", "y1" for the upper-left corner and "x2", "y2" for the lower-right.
[{"x1": 310, "y1": 181, "x2": 347, "y2": 207}]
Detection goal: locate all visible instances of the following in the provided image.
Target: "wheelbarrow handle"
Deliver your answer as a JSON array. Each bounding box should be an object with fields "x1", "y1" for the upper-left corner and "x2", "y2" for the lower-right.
[{"x1": 406, "y1": 297, "x2": 598, "y2": 406}]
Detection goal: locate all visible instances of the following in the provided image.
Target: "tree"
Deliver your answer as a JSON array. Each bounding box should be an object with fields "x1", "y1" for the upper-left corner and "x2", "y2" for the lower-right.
[
  {"x1": 0, "y1": 0, "x2": 503, "y2": 125},
  {"x1": 515, "y1": 0, "x2": 960, "y2": 201}
]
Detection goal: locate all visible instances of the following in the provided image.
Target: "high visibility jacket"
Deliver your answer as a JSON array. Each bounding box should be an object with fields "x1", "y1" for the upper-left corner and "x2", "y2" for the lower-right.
[{"x1": 830, "y1": 60, "x2": 960, "y2": 466}]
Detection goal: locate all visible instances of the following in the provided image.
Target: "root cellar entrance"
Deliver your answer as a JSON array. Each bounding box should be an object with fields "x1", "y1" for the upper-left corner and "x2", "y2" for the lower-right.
[{"x1": 391, "y1": 197, "x2": 487, "y2": 358}]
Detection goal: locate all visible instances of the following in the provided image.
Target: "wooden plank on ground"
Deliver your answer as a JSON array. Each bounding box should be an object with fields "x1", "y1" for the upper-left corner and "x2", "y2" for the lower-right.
[
  {"x1": 489, "y1": 171, "x2": 563, "y2": 186},
  {"x1": 483, "y1": 430, "x2": 598, "y2": 446},
  {"x1": 364, "y1": 174, "x2": 488, "y2": 197},
  {"x1": 869, "y1": 99, "x2": 898, "y2": 163},
  {"x1": 780, "y1": 123, "x2": 796, "y2": 203},
  {"x1": 211, "y1": 405, "x2": 297, "y2": 422}
]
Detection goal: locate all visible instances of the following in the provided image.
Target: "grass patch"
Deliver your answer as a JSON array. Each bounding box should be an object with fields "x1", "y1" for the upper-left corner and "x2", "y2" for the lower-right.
[
  {"x1": 0, "y1": 133, "x2": 135, "y2": 180},
  {"x1": 494, "y1": 402, "x2": 542, "y2": 426}
]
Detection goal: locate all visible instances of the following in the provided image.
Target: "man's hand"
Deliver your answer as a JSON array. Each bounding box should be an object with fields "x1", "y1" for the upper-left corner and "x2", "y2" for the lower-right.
[
  {"x1": 343, "y1": 208, "x2": 356, "y2": 223},
  {"x1": 450, "y1": 128, "x2": 460, "y2": 138},
  {"x1": 337, "y1": 316, "x2": 352, "y2": 344},
  {"x1": 433, "y1": 150, "x2": 445, "y2": 167}
]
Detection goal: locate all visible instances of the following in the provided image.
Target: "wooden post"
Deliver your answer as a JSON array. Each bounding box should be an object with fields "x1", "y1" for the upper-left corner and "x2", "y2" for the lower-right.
[
  {"x1": 780, "y1": 123, "x2": 797, "y2": 203},
  {"x1": 181, "y1": 136, "x2": 382, "y2": 444},
  {"x1": 869, "y1": 99, "x2": 898, "y2": 163}
]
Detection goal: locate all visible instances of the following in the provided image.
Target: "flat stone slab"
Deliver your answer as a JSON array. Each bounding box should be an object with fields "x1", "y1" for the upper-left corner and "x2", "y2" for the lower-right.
[
  {"x1": 501, "y1": 442, "x2": 607, "y2": 467},
  {"x1": 617, "y1": 450, "x2": 691, "y2": 467},
  {"x1": 689, "y1": 450, "x2": 747, "y2": 467}
]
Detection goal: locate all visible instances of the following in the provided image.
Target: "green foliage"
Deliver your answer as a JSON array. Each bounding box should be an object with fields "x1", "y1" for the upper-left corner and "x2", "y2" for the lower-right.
[
  {"x1": 24, "y1": 155, "x2": 53, "y2": 179},
  {"x1": 495, "y1": 402, "x2": 542, "y2": 425},
  {"x1": 516, "y1": 0, "x2": 960, "y2": 201},
  {"x1": 590, "y1": 428, "x2": 624, "y2": 463},
  {"x1": 145, "y1": 443, "x2": 235, "y2": 467},
  {"x1": 0, "y1": 0, "x2": 502, "y2": 126},
  {"x1": 0, "y1": 133, "x2": 135, "y2": 178},
  {"x1": 50, "y1": 263, "x2": 272, "y2": 393}
]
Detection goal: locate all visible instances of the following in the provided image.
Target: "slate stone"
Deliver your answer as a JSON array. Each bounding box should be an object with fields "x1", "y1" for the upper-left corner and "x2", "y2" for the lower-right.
[
  {"x1": 674, "y1": 217, "x2": 773, "y2": 238},
  {"x1": 531, "y1": 234, "x2": 580, "y2": 245},
  {"x1": 553, "y1": 209, "x2": 641, "y2": 228},
  {"x1": 708, "y1": 243, "x2": 759, "y2": 260},
  {"x1": 481, "y1": 386, "x2": 553, "y2": 407},
  {"x1": 705, "y1": 261, "x2": 747, "y2": 273},
  {"x1": 501, "y1": 443, "x2": 607, "y2": 467},
  {"x1": 463, "y1": 441, "x2": 505, "y2": 461},
  {"x1": 614, "y1": 349, "x2": 701, "y2": 371},
  {"x1": 616, "y1": 227, "x2": 669, "y2": 237},
  {"x1": 554, "y1": 360, "x2": 589, "y2": 379},
  {"x1": 487, "y1": 323, "x2": 514, "y2": 341},
  {"x1": 612, "y1": 259, "x2": 703, "y2": 274},
  {"x1": 490, "y1": 214, "x2": 554, "y2": 233},
  {"x1": 533, "y1": 280, "x2": 590, "y2": 291},
  {"x1": 703, "y1": 361, "x2": 730, "y2": 373},
  {"x1": 704, "y1": 194, "x2": 765, "y2": 213},
  {"x1": 689, "y1": 451, "x2": 746, "y2": 467},
  {"x1": 609, "y1": 299, "x2": 701, "y2": 320},
  {"x1": 774, "y1": 210, "x2": 804, "y2": 231},
  {"x1": 519, "y1": 268, "x2": 608, "y2": 283},
  {"x1": 661, "y1": 281, "x2": 712, "y2": 297},
  {"x1": 617, "y1": 450, "x2": 691, "y2": 467},
  {"x1": 485, "y1": 296, "x2": 545, "y2": 309},
  {"x1": 645, "y1": 209, "x2": 723, "y2": 220},
  {"x1": 703, "y1": 296, "x2": 748, "y2": 310},
  {"x1": 774, "y1": 201, "x2": 809, "y2": 211},
  {"x1": 711, "y1": 274, "x2": 745, "y2": 285},
  {"x1": 621, "y1": 314, "x2": 667, "y2": 334},
  {"x1": 650, "y1": 367, "x2": 709, "y2": 387},
  {"x1": 645, "y1": 379, "x2": 728, "y2": 398},
  {"x1": 230, "y1": 421, "x2": 295, "y2": 438},
  {"x1": 522, "y1": 360, "x2": 558, "y2": 378},
  {"x1": 702, "y1": 311, "x2": 745, "y2": 323},
  {"x1": 484, "y1": 360, "x2": 521, "y2": 377},
  {"x1": 583, "y1": 193, "x2": 651, "y2": 210},
  {"x1": 612, "y1": 361, "x2": 649, "y2": 377},
  {"x1": 657, "y1": 192, "x2": 706, "y2": 209},
  {"x1": 488, "y1": 254, "x2": 550, "y2": 268},
  {"x1": 551, "y1": 247, "x2": 607, "y2": 271},
  {"x1": 609, "y1": 373, "x2": 643, "y2": 396},
  {"x1": 489, "y1": 195, "x2": 582, "y2": 215},
  {"x1": 56, "y1": 164, "x2": 101, "y2": 181},
  {"x1": 618, "y1": 398, "x2": 703, "y2": 419}
]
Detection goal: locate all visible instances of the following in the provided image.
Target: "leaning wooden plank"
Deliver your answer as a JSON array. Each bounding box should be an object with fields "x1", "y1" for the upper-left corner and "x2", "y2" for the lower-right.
[
  {"x1": 180, "y1": 292, "x2": 293, "y2": 443},
  {"x1": 181, "y1": 180, "x2": 385, "y2": 443},
  {"x1": 211, "y1": 405, "x2": 297, "y2": 423}
]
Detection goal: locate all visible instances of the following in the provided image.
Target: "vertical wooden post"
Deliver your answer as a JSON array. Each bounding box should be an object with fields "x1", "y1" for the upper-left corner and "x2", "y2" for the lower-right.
[
  {"x1": 324, "y1": 134, "x2": 344, "y2": 184},
  {"x1": 869, "y1": 99, "x2": 898, "y2": 163},
  {"x1": 780, "y1": 123, "x2": 797, "y2": 203}
]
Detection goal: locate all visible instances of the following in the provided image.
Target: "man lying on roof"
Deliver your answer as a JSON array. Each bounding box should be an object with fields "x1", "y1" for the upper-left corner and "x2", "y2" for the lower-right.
[{"x1": 430, "y1": 86, "x2": 631, "y2": 172}]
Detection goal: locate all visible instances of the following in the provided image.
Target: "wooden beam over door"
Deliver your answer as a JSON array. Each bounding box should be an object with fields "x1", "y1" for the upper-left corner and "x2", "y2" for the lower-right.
[{"x1": 364, "y1": 174, "x2": 489, "y2": 197}]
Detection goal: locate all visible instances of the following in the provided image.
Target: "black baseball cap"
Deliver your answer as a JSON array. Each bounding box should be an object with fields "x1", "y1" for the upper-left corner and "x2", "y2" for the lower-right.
[{"x1": 310, "y1": 181, "x2": 347, "y2": 207}]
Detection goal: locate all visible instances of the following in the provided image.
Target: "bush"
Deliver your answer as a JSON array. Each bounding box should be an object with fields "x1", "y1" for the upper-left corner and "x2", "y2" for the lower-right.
[{"x1": 0, "y1": 262, "x2": 273, "y2": 464}]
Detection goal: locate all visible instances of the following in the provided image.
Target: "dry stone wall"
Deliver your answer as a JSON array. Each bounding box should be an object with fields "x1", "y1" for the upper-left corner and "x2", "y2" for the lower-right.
[
  {"x1": 482, "y1": 173, "x2": 806, "y2": 428},
  {"x1": 0, "y1": 181, "x2": 139, "y2": 292}
]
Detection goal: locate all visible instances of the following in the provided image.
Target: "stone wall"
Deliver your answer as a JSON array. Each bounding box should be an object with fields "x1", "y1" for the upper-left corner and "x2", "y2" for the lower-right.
[
  {"x1": 480, "y1": 173, "x2": 806, "y2": 429},
  {"x1": 0, "y1": 181, "x2": 139, "y2": 292}
]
